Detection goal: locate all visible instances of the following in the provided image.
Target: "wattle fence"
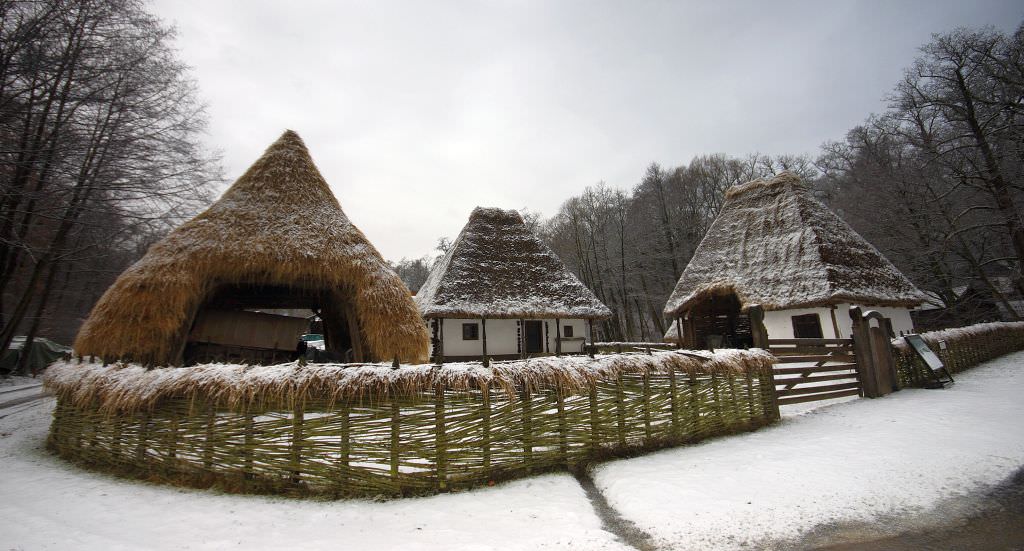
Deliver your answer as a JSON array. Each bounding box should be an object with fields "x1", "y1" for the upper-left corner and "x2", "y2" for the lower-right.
[
  {"x1": 45, "y1": 350, "x2": 777, "y2": 498},
  {"x1": 44, "y1": 321, "x2": 1024, "y2": 499},
  {"x1": 892, "y1": 321, "x2": 1024, "y2": 387}
]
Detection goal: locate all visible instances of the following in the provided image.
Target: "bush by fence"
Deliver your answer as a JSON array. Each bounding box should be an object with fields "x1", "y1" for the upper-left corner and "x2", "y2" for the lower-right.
[
  {"x1": 892, "y1": 322, "x2": 1024, "y2": 387},
  {"x1": 44, "y1": 349, "x2": 777, "y2": 498}
]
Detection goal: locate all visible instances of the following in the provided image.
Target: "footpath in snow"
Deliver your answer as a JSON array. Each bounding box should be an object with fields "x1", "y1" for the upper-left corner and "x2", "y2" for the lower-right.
[{"x1": 1, "y1": 352, "x2": 1023, "y2": 550}]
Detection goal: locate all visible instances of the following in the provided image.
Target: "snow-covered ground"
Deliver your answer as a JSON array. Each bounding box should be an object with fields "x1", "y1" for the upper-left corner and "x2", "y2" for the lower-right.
[
  {"x1": 593, "y1": 350, "x2": 1024, "y2": 549},
  {"x1": 1, "y1": 352, "x2": 1022, "y2": 550},
  {"x1": 0, "y1": 374, "x2": 42, "y2": 391},
  {"x1": 0, "y1": 399, "x2": 628, "y2": 551}
]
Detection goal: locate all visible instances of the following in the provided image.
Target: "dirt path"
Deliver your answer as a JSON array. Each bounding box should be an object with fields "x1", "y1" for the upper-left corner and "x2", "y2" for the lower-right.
[
  {"x1": 574, "y1": 469, "x2": 660, "y2": 551},
  {"x1": 799, "y1": 467, "x2": 1024, "y2": 550}
]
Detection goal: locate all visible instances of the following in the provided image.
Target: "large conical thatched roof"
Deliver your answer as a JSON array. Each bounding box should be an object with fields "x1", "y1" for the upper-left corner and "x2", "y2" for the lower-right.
[
  {"x1": 416, "y1": 207, "x2": 611, "y2": 319},
  {"x1": 663, "y1": 172, "x2": 925, "y2": 317},
  {"x1": 75, "y1": 130, "x2": 429, "y2": 365}
]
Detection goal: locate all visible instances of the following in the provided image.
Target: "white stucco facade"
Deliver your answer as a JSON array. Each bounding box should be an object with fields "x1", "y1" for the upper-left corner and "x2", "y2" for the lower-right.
[
  {"x1": 429, "y1": 318, "x2": 591, "y2": 358},
  {"x1": 762, "y1": 304, "x2": 915, "y2": 340}
]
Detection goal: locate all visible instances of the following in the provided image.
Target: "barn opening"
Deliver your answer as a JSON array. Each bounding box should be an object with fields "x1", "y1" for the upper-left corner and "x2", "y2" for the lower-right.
[
  {"x1": 683, "y1": 292, "x2": 753, "y2": 350},
  {"x1": 182, "y1": 283, "x2": 364, "y2": 365}
]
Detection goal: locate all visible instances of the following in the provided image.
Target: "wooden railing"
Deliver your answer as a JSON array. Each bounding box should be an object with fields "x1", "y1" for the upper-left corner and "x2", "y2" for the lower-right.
[{"x1": 767, "y1": 338, "x2": 861, "y2": 406}]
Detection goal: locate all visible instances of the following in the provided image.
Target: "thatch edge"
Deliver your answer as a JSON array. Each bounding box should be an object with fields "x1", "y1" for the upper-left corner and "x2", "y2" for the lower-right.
[
  {"x1": 665, "y1": 281, "x2": 924, "y2": 318},
  {"x1": 44, "y1": 349, "x2": 775, "y2": 414}
]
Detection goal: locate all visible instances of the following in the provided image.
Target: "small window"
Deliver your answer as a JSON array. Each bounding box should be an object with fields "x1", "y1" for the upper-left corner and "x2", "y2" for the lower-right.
[
  {"x1": 791, "y1": 313, "x2": 823, "y2": 339},
  {"x1": 462, "y1": 323, "x2": 479, "y2": 340},
  {"x1": 563, "y1": 325, "x2": 574, "y2": 338}
]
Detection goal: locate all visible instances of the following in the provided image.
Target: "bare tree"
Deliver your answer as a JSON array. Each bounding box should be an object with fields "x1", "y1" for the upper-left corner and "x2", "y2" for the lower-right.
[{"x1": 0, "y1": 0, "x2": 221, "y2": 359}]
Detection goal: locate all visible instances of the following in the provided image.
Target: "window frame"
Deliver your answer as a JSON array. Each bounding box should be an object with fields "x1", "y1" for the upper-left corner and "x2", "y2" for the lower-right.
[{"x1": 791, "y1": 313, "x2": 824, "y2": 339}]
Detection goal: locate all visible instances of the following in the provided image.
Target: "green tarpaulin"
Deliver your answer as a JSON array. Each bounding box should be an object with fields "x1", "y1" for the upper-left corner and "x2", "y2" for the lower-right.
[{"x1": 0, "y1": 337, "x2": 71, "y2": 376}]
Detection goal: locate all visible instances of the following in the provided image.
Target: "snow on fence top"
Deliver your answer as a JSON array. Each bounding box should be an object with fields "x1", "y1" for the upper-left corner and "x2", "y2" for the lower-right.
[
  {"x1": 663, "y1": 171, "x2": 926, "y2": 317},
  {"x1": 44, "y1": 349, "x2": 774, "y2": 414},
  {"x1": 72, "y1": 130, "x2": 429, "y2": 366},
  {"x1": 415, "y1": 207, "x2": 612, "y2": 320},
  {"x1": 892, "y1": 321, "x2": 1024, "y2": 351}
]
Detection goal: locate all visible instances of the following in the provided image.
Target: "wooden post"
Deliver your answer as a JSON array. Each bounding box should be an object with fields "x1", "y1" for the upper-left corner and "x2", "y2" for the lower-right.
[
  {"x1": 615, "y1": 374, "x2": 626, "y2": 446},
  {"x1": 242, "y1": 406, "x2": 253, "y2": 482},
  {"x1": 390, "y1": 399, "x2": 400, "y2": 483},
  {"x1": 480, "y1": 318, "x2": 489, "y2": 367},
  {"x1": 290, "y1": 399, "x2": 304, "y2": 485},
  {"x1": 588, "y1": 383, "x2": 599, "y2": 453},
  {"x1": 669, "y1": 369, "x2": 680, "y2": 436},
  {"x1": 435, "y1": 387, "x2": 447, "y2": 491},
  {"x1": 555, "y1": 317, "x2": 562, "y2": 356},
  {"x1": 432, "y1": 319, "x2": 444, "y2": 365},
  {"x1": 345, "y1": 302, "x2": 365, "y2": 362},
  {"x1": 481, "y1": 384, "x2": 491, "y2": 470},
  {"x1": 849, "y1": 307, "x2": 878, "y2": 398},
  {"x1": 338, "y1": 403, "x2": 350, "y2": 488},
  {"x1": 642, "y1": 374, "x2": 651, "y2": 439},
  {"x1": 437, "y1": 318, "x2": 445, "y2": 364},
  {"x1": 203, "y1": 403, "x2": 215, "y2": 469},
  {"x1": 519, "y1": 318, "x2": 526, "y2": 359},
  {"x1": 676, "y1": 316, "x2": 684, "y2": 349},
  {"x1": 521, "y1": 387, "x2": 533, "y2": 473},
  {"x1": 556, "y1": 390, "x2": 568, "y2": 463},
  {"x1": 544, "y1": 321, "x2": 550, "y2": 353},
  {"x1": 869, "y1": 318, "x2": 898, "y2": 395},
  {"x1": 748, "y1": 305, "x2": 768, "y2": 349},
  {"x1": 588, "y1": 319, "x2": 595, "y2": 358}
]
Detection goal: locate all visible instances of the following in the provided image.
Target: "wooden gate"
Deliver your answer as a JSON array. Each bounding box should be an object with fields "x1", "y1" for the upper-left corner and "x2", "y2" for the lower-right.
[{"x1": 768, "y1": 338, "x2": 862, "y2": 406}]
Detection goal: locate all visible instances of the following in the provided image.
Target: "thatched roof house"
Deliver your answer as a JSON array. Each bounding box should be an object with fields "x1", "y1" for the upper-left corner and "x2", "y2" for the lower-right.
[
  {"x1": 417, "y1": 207, "x2": 610, "y2": 361},
  {"x1": 663, "y1": 172, "x2": 924, "y2": 348},
  {"x1": 75, "y1": 130, "x2": 429, "y2": 365}
]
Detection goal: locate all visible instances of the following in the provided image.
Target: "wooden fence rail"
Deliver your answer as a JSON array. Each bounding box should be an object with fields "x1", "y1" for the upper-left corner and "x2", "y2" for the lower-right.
[{"x1": 767, "y1": 338, "x2": 861, "y2": 406}]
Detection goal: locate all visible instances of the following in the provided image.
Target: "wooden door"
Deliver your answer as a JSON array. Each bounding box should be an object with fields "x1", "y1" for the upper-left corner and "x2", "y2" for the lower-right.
[{"x1": 525, "y1": 321, "x2": 544, "y2": 353}]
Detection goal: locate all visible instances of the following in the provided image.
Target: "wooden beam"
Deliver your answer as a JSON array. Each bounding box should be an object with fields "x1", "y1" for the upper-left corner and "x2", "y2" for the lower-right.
[
  {"x1": 676, "y1": 316, "x2": 684, "y2": 349},
  {"x1": 519, "y1": 318, "x2": 526, "y2": 359},
  {"x1": 555, "y1": 318, "x2": 562, "y2": 356},
  {"x1": 588, "y1": 319, "x2": 595, "y2": 358},
  {"x1": 481, "y1": 318, "x2": 489, "y2": 367}
]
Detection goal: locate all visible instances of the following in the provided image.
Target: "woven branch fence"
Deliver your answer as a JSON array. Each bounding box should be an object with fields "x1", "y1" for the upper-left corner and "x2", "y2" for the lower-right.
[
  {"x1": 892, "y1": 321, "x2": 1024, "y2": 387},
  {"x1": 44, "y1": 350, "x2": 777, "y2": 498}
]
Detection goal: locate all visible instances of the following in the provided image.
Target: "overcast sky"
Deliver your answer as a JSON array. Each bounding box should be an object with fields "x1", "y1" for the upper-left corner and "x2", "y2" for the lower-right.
[{"x1": 149, "y1": 0, "x2": 1021, "y2": 261}]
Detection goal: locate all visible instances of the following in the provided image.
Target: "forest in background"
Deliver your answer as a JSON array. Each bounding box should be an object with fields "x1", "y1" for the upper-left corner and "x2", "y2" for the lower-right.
[
  {"x1": 396, "y1": 22, "x2": 1024, "y2": 342},
  {"x1": 0, "y1": 0, "x2": 222, "y2": 367},
  {"x1": 1, "y1": 0, "x2": 1021, "y2": 353}
]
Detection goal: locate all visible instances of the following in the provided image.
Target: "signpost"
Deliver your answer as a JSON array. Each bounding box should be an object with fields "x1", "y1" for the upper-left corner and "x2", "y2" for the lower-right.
[{"x1": 903, "y1": 334, "x2": 954, "y2": 388}]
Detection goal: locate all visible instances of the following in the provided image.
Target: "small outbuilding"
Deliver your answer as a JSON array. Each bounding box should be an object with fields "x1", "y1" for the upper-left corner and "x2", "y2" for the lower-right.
[
  {"x1": 416, "y1": 207, "x2": 611, "y2": 362},
  {"x1": 663, "y1": 172, "x2": 925, "y2": 349},
  {"x1": 74, "y1": 130, "x2": 429, "y2": 366}
]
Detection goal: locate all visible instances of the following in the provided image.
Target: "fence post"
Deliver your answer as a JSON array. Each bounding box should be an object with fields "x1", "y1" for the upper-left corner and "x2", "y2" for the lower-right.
[
  {"x1": 435, "y1": 387, "x2": 447, "y2": 491},
  {"x1": 749, "y1": 305, "x2": 769, "y2": 349},
  {"x1": 849, "y1": 307, "x2": 878, "y2": 398},
  {"x1": 869, "y1": 322, "x2": 898, "y2": 395}
]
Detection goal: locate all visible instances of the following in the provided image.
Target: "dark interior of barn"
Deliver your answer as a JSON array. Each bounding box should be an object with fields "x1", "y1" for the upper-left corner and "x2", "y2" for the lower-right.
[
  {"x1": 182, "y1": 283, "x2": 361, "y2": 365},
  {"x1": 683, "y1": 293, "x2": 754, "y2": 350}
]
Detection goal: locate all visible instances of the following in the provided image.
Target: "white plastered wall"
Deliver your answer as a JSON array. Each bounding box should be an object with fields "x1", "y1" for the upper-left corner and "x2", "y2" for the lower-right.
[
  {"x1": 429, "y1": 318, "x2": 591, "y2": 357},
  {"x1": 762, "y1": 304, "x2": 915, "y2": 340}
]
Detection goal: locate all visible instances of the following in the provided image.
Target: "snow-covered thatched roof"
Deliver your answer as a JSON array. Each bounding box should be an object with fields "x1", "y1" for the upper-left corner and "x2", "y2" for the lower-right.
[
  {"x1": 75, "y1": 130, "x2": 429, "y2": 365},
  {"x1": 416, "y1": 207, "x2": 611, "y2": 319},
  {"x1": 664, "y1": 172, "x2": 926, "y2": 317}
]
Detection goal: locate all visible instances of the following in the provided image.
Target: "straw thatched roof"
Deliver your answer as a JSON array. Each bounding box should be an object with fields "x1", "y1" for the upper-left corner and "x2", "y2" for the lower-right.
[
  {"x1": 75, "y1": 130, "x2": 429, "y2": 365},
  {"x1": 664, "y1": 172, "x2": 926, "y2": 317},
  {"x1": 416, "y1": 207, "x2": 611, "y2": 319}
]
